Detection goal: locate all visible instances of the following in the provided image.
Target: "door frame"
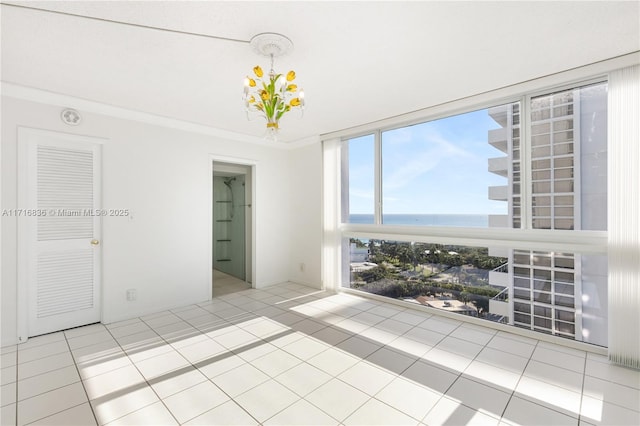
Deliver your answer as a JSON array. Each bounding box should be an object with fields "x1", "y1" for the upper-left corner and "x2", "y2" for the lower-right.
[
  {"x1": 210, "y1": 155, "x2": 257, "y2": 299},
  {"x1": 16, "y1": 127, "x2": 106, "y2": 343}
]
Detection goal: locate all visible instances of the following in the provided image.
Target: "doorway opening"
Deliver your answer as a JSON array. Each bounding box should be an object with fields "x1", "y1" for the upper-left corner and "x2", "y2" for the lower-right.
[{"x1": 212, "y1": 161, "x2": 252, "y2": 296}]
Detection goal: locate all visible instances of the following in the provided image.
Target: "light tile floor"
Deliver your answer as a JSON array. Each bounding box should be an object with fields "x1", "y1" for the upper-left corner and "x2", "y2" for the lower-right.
[
  {"x1": 2, "y1": 282, "x2": 639, "y2": 425},
  {"x1": 213, "y1": 269, "x2": 251, "y2": 297}
]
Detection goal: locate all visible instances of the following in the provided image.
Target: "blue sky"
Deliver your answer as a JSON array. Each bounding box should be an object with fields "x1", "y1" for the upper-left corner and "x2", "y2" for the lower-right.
[{"x1": 348, "y1": 107, "x2": 509, "y2": 215}]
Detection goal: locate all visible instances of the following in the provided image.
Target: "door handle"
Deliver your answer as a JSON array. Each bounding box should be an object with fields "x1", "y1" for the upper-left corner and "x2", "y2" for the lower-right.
[{"x1": 90, "y1": 239, "x2": 100, "y2": 246}]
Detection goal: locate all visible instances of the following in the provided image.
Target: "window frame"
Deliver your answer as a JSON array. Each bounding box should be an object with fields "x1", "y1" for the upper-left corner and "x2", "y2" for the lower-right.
[
  {"x1": 336, "y1": 78, "x2": 609, "y2": 344},
  {"x1": 323, "y1": 55, "x2": 638, "y2": 356},
  {"x1": 338, "y1": 77, "x2": 609, "y2": 256}
]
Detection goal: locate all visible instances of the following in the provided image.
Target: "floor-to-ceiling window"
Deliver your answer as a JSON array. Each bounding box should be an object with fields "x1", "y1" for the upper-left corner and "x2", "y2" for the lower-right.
[{"x1": 338, "y1": 80, "x2": 609, "y2": 347}]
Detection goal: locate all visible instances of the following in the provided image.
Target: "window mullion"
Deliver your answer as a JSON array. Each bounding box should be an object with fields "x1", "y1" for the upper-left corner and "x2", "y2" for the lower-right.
[
  {"x1": 521, "y1": 95, "x2": 532, "y2": 230},
  {"x1": 374, "y1": 129, "x2": 382, "y2": 225}
]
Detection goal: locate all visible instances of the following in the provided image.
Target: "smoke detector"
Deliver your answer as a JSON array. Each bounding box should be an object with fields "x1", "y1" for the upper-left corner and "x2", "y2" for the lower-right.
[{"x1": 61, "y1": 108, "x2": 82, "y2": 126}]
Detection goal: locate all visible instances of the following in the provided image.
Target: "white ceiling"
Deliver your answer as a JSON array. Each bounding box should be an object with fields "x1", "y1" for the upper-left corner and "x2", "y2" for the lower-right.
[{"x1": 2, "y1": 1, "x2": 639, "y2": 143}]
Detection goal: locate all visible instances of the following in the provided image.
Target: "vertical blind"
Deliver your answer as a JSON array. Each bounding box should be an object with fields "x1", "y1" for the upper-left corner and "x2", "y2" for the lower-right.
[{"x1": 608, "y1": 64, "x2": 640, "y2": 369}]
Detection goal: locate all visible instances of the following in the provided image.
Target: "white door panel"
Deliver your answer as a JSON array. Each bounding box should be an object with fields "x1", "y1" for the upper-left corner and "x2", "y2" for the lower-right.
[{"x1": 19, "y1": 129, "x2": 102, "y2": 337}]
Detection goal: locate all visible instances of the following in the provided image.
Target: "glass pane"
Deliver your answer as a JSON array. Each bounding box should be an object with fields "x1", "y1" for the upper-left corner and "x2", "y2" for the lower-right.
[
  {"x1": 555, "y1": 257, "x2": 574, "y2": 269},
  {"x1": 534, "y1": 317, "x2": 552, "y2": 328},
  {"x1": 515, "y1": 302, "x2": 532, "y2": 313},
  {"x1": 555, "y1": 283, "x2": 574, "y2": 295},
  {"x1": 345, "y1": 239, "x2": 508, "y2": 320},
  {"x1": 533, "y1": 170, "x2": 551, "y2": 180},
  {"x1": 514, "y1": 253, "x2": 530, "y2": 264},
  {"x1": 534, "y1": 306, "x2": 552, "y2": 317},
  {"x1": 534, "y1": 292, "x2": 552, "y2": 303},
  {"x1": 555, "y1": 321, "x2": 575, "y2": 335},
  {"x1": 555, "y1": 295, "x2": 575, "y2": 308},
  {"x1": 534, "y1": 269, "x2": 551, "y2": 280},
  {"x1": 532, "y1": 253, "x2": 551, "y2": 267},
  {"x1": 533, "y1": 280, "x2": 552, "y2": 292},
  {"x1": 530, "y1": 82, "x2": 608, "y2": 231},
  {"x1": 213, "y1": 174, "x2": 246, "y2": 280},
  {"x1": 345, "y1": 238, "x2": 608, "y2": 346},
  {"x1": 556, "y1": 310, "x2": 575, "y2": 322},
  {"x1": 555, "y1": 271, "x2": 574, "y2": 283},
  {"x1": 379, "y1": 102, "x2": 518, "y2": 227},
  {"x1": 343, "y1": 134, "x2": 375, "y2": 223}
]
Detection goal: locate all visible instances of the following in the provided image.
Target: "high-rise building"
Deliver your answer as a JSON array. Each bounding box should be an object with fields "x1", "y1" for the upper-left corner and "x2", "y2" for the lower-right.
[{"x1": 487, "y1": 84, "x2": 608, "y2": 346}]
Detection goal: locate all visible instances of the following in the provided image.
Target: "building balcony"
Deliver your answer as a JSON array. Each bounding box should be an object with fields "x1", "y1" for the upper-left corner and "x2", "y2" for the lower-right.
[
  {"x1": 489, "y1": 269, "x2": 510, "y2": 287},
  {"x1": 488, "y1": 246, "x2": 510, "y2": 258},
  {"x1": 488, "y1": 214, "x2": 509, "y2": 228},
  {"x1": 489, "y1": 298, "x2": 510, "y2": 318},
  {"x1": 488, "y1": 127, "x2": 508, "y2": 153},
  {"x1": 488, "y1": 285, "x2": 510, "y2": 320},
  {"x1": 488, "y1": 185, "x2": 508, "y2": 201},
  {"x1": 488, "y1": 156, "x2": 508, "y2": 177},
  {"x1": 488, "y1": 104, "x2": 509, "y2": 127}
]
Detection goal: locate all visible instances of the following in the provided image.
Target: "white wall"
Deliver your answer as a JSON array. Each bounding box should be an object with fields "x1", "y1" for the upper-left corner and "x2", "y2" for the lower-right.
[
  {"x1": 1, "y1": 95, "x2": 301, "y2": 346},
  {"x1": 287, "y1": 142, "x2": 323, "y2": 287}
]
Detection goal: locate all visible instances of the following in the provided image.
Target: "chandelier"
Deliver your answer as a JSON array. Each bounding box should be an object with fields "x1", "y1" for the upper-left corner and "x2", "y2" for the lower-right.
[{"x1": 243, "y1": 33, "x2": 304, "y2": 138}]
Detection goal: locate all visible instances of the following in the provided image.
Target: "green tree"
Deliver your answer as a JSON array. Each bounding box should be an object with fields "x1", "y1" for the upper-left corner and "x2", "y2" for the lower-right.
[
  {"x1": 350, "y1": 238, "x2": 367, "y2": 248},
  {"x1": 360, "y1": 265, "x2": 392, "y2": 283}
]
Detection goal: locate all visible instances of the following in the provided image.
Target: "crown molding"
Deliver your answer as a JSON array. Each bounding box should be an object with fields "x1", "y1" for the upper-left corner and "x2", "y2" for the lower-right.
[{"x1": 1, "y1": 82, "x2": 318, "y2": 149}]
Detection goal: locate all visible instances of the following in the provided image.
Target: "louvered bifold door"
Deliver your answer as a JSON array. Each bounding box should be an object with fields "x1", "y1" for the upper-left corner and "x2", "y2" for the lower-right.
[{"x1": 25, "y1": 134, "x2": 102, "y2": 337}]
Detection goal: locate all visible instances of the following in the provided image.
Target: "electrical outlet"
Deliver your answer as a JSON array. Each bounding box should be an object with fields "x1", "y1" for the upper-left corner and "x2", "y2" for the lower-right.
[{"x1": 126, "y1": 289, "x2": 137, "y2": 301}]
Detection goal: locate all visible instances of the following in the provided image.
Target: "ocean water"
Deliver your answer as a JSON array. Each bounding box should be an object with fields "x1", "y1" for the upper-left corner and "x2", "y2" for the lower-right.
[{"x1": 349, "y1": 214, "x2": 488, "y2": 227}]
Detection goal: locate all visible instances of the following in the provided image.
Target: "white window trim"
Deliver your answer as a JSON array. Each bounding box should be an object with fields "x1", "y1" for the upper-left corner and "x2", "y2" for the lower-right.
[{"x1": 322, "y1": 53, "x2": 639, "y2": 356}]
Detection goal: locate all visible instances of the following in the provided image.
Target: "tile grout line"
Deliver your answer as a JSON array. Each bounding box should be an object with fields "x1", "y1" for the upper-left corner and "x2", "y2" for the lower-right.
[
  {"x1": 65, "y1": 319, "x2": 179, "y2": 425},
  {"x1": 499, "y1": 338, "x2": 586, "y2": 422},
  {"x1": 13, "y1": 347, "x2": 18, "y2": 425},
  {"x1": 253, "y1": 328, "x2": 348, "y2": 421},
  {"x1": 13, "y1": 284, "x2": 632, "y2": 425},
  {"x1": 577, "y1": 350, "x2": 588, "y2": 425},
  {"x1": 224, "y1": 311, "x2": 326, "y2": 424},
  {"x1": 17, "y1": 331, "x2": 99, "y2": 426},
  {"x1": 418, "y1": 320, "x2": 493, "y2": 424},
  {"x1": 448, "y1": 329, "x2": 507, "y2": 422},
  {"x1": 275, "y1": 291, "x2": 456, "y2": 423},
  {"x1": 184, "y1": 301, "x2": 305, "y2": 425},
  {"x1": 189, "y1": 337, "x2": 264, "y2": 425},
  {"x1": 497, "y1": 336, "x2": 539, "y2": 422},
  {"x1": 523, "y1": 357, "x2": 589, "y2": 395},
  {"x1": 108, "y1": 314, "x2": 184, "y2": 425},
  {"x1": 227, "y1": 294, "x2": 371, "y2": 424},
  {"x1": 253, "y1": 362, "x2": 338, "y2": 425},
  {"x1": 62, "y1": 330, "x2": 100, "y2": 425},
  {"x1": 136, "y1": 308, "x2": 262, "y2": 425},
  {"x1": 301, "y1": 375, "x2": 371, "y2": 425},
  {"x1": 348, "y1": 336, "x2": 426, "y2": 423}
]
